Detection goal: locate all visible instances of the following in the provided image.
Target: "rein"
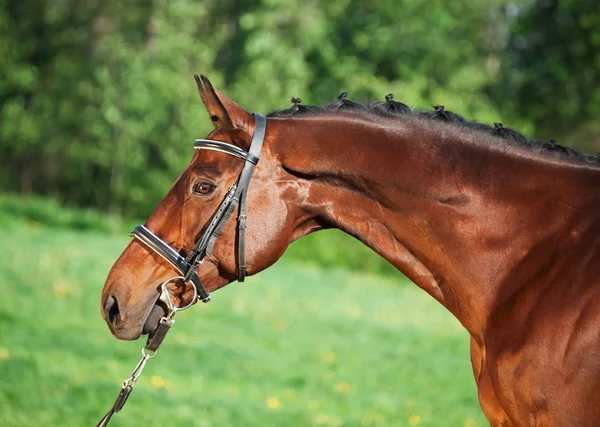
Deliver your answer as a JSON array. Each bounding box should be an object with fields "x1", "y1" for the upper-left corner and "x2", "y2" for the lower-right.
[{"x1": 97, "y1": 113, "x2": 266, "y2": 426}]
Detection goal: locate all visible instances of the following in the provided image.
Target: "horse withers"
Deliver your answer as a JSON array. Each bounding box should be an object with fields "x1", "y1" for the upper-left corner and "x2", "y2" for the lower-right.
[{"x1": 101, "y1": 75, "x2": 600, "y2": 426}]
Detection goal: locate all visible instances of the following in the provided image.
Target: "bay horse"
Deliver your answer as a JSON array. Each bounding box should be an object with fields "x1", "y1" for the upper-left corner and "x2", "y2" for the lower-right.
[{"x1": 101, "y1": 75, "x2": 600, "y2": 426}]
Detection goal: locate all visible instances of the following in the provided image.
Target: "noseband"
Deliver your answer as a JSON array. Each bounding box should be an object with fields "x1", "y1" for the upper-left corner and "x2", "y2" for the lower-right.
[
  {"x1": 132, "y1": 113, "x2": 267, "y2": 303},
  {"x1": 97, "y1": 113, "x2": 266, "y2": 427}
]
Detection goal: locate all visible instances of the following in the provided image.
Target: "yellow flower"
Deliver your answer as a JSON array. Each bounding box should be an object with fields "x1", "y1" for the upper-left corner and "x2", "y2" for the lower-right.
[
  {"x1": 0, "y1": 348, "x2": 9, "y2": 360},
  {"x1": 308, "y1": 400, "x2": 320, "y2": 411},
  {"x1": 174, "y1": 332, "x2": 188, "y2": 344},
  {"x1": 272, "y1": 320, "x2": 287, "y2": 332},
  {"x1": 321, "y1": 370, "x2": 334, "y2": 380},
  {"x1": 463, "y1": 419, "x2": 477, "y2": 427},
  {"x1": 314, "y1": 413, "x2": 329, "y2": 424},
  {"x1": 266, "y1": 396, "x2": 282, "y2": 409},
  {"x1": 150, "y1": 376, "x2": 165, "y2": 388},
  {"x1": 334, "y1": 381, "x2": 353, "y2": 394},
  {"x1": 408, "y1": 414, "x2": 421, "y2": 425},
  {"x1": 361, "y1": 408, "x2": 384, "y2": 426},
  {"x1": 53, "y1": 281, "x2": 70, "y2": 299},
  {"x1": 283, "y1": 389, "x2": 297, "y2": 400},
  {"x1": 321, "y1": 351, "x2": 336, "y2": 363},
  {"x1": 243, "y1": 362, "x2": 256, "y2": 372}
]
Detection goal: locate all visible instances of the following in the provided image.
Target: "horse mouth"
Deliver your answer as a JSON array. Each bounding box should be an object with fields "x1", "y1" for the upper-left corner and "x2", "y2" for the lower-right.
[{"x1": 142, "y1": 299, "x2": 169, "y2": 337}]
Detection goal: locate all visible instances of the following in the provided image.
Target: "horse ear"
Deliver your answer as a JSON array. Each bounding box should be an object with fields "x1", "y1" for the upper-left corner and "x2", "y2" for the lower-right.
[{"x1": 194, "y1": 74, "x2": 252, "y2": 131}]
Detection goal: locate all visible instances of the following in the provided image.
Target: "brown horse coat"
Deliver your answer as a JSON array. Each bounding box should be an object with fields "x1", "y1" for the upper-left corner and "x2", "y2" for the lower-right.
[{"x1": 102, "y1": 76, "x2": 600, "y2": 426}]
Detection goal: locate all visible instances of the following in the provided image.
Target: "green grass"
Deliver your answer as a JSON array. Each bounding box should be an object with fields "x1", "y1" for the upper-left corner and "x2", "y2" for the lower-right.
[{"x1": 0, "y1": 212, "x2": 487, "y2": 426}]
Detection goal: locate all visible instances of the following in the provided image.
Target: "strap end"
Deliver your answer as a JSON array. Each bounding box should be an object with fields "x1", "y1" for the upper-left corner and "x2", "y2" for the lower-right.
[{"x1": 96, "y1": 411, "x2": 113, "y2": 427}]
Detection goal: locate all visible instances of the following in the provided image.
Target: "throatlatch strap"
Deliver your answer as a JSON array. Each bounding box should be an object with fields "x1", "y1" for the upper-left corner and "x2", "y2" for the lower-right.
[
  {"x1": 205, "y1": 194, "x2": 239, "y2": 256},
  {"x1": 236, "y1": 113, "x2": 266, "y2": 281}
]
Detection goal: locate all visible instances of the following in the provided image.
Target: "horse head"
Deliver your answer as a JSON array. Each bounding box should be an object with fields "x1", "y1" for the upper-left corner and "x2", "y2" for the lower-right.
[{"x1": 101, "y1": 76, "x2": 310, "y2": 340}]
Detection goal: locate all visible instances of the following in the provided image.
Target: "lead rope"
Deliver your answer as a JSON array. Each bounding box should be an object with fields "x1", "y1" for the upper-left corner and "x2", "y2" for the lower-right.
[{"x1": 97, "y1": 276, "x2": 196, "y2": 427}]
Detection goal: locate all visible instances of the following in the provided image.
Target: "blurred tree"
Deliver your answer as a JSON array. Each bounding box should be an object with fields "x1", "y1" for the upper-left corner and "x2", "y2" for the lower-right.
[
  {"x1": 225, "y1": 0, "x2": 514, "y2": 120},
  {"x1": 0, "y1": 0, "x2": 222, "y2": 217},
  {"x1": 0, "y1": 0, "x2": 99, "y2": 196},
  {"x1": 494, "y1": 0, "x2": 600, "y2": 152},
  {"x1": 4, "y1": 0, "x2": 574, "y2": 220}
]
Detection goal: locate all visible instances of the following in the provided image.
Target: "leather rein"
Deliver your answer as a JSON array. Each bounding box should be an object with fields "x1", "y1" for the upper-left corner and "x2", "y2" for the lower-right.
[{"x1": 97, "y1": 113, "x2": 267, "y2": 426}]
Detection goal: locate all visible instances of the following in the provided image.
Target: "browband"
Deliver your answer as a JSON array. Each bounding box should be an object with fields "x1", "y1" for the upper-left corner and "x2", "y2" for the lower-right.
[{"x1": 192, "y1": 140, "x2": 259, "y2": 165}]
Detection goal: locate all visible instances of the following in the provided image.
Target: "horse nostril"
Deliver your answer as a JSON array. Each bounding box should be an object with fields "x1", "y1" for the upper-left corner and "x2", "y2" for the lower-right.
[{"x1": 104, "y1": 295, "x2": 120, "y2": 327}]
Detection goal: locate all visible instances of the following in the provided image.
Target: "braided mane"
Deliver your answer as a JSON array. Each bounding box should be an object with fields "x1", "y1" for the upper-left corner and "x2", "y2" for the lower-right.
[{"x1": 269, "y1": 93, "x2": 600, "y2": 165}]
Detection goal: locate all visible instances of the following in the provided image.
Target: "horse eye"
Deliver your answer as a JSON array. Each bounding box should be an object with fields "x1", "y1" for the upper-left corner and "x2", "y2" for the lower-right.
[{"x1": 192, "y1": 181, "x2": 215, "y2": 195}]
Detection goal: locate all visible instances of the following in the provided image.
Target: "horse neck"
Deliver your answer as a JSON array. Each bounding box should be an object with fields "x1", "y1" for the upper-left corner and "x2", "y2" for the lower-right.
[{"x1": 268, "y1": 114, "x2": 600, "y2": 340}]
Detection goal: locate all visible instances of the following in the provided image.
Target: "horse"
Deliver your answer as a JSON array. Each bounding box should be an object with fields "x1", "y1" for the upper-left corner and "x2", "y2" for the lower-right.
[{"x1": 101, "y1": 75, "x2": 600, "y2": 426}]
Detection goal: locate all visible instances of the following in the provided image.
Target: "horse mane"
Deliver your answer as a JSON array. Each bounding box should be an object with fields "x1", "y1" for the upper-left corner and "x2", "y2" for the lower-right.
[{"x1": 268, "y1": 93, "x2": 600, "y2": 165}]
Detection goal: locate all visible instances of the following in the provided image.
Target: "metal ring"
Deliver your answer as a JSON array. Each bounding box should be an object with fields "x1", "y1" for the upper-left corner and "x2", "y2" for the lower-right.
[
  {"x1": 158, "y1": 276, "x2": 198, "y2": 314},
  {"x1": 141, "y1": 348, "x2": 157, "y2": 359}
]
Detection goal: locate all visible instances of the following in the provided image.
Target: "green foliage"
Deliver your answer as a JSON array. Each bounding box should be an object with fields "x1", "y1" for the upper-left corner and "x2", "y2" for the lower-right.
[
  {"x1": 0, "y1": 216, "x2": 486, "y2": 426},
  {"x1": 0, "y1": 193, "x2": 124, "y2": 232},
  {"x1": 495, "y1": 0, "x2": 600, "y2": 151},
  {"x1": 0, "y1": 0, "x2": 221, "y2": 217},
  {"x1": 286, "y1": 230, "x2": 399, "y2": 277},
  {"x1": 0, "y1": 0, "x2": 536, "y2": 219}
]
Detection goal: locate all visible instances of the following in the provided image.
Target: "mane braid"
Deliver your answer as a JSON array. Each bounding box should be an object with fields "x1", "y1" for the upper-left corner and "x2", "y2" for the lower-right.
[{"x1": 268, "y1": 95, "x2": 600, "y2": 165}]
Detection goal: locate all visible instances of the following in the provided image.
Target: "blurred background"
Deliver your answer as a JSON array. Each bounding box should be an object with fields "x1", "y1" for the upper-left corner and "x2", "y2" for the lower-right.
[{"x1": 0, "y1": 0, "x2": 598, "y2": 425}]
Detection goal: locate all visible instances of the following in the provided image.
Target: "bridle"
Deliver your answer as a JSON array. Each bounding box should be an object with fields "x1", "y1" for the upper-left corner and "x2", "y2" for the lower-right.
[
  {"x1": 97, "y1": 113, "x2": 267, "y2": 426},
  {"x1": 132, "y1": 112, "x2": 266, "y2": 302}
]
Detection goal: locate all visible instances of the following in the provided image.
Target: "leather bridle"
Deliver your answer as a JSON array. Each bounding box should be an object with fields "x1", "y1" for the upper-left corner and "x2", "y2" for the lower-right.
[
  {"x1": 132, "y1": 113, "x2": 266, "y2": 304},
  {"x1": 97, "y1": 113, "x2": 266, "y2": 427}
]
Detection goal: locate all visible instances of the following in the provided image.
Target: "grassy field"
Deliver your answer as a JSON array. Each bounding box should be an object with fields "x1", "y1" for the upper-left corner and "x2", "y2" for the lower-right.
[{"x1": 0, "y1": 210, "x2": 487, "y2": 426}]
